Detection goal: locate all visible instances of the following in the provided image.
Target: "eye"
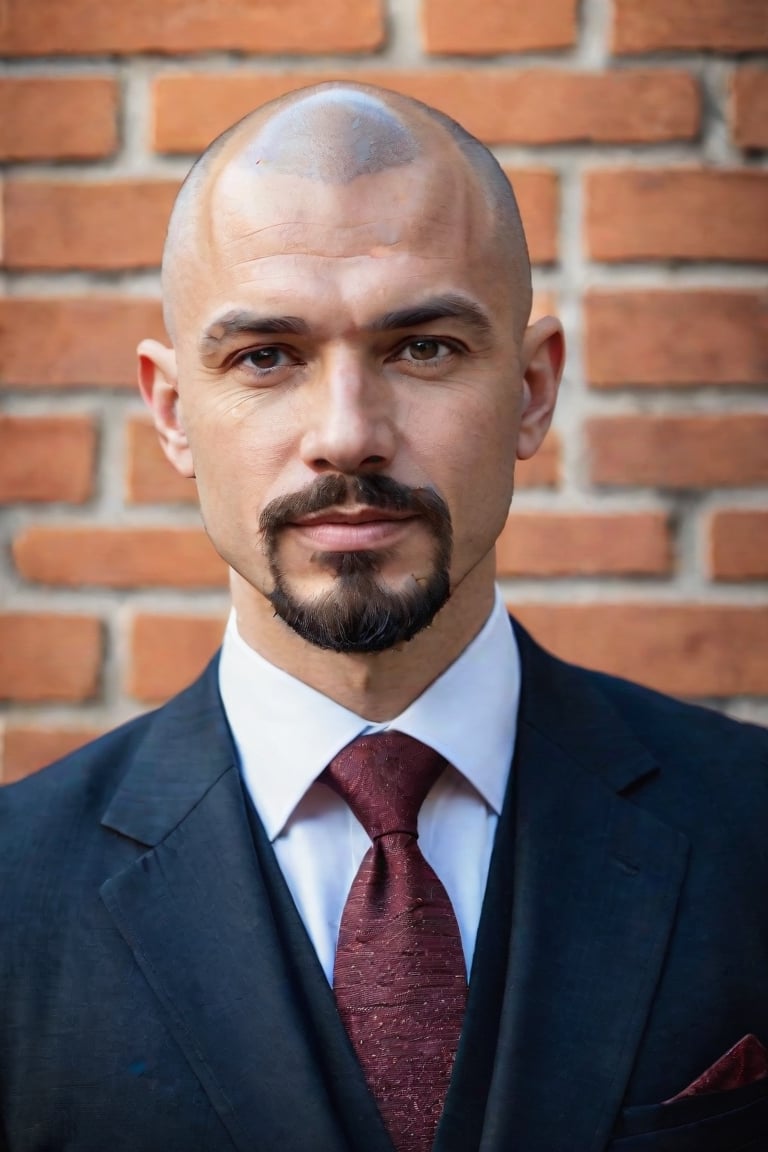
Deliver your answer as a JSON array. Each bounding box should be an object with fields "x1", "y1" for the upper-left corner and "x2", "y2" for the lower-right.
[
  {"x1": 398, "y1": 338, "x2": 455, "y2": 363},
  {"x1": 236, "y1": 346, "x2": 294, "y2": 372}
]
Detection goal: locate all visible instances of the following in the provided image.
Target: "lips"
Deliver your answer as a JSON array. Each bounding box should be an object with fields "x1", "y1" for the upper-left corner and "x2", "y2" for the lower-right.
[
  {"x1": 290, "y1": 506, "x2": 414, "y2": 528},
  {"x1": 287, "y1": 506, "x2": 416, "y2": 550}
]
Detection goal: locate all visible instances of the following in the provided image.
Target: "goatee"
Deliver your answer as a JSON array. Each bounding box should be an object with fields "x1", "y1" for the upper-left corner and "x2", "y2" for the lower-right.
[{"x1": 259, "y1": 474, "x2": 452, "y2": 653}]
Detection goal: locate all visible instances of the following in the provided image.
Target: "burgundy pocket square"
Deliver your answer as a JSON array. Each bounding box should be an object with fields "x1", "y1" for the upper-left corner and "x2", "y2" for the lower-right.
[{"x1": 665, "y1": 1033, "x2": 768, "y2": 1102}]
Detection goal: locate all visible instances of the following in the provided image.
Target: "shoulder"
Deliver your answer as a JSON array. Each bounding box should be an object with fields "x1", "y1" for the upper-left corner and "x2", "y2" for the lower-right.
[
  {"x1": 0, "y1": 656, "x2": 224, "y2": 832},
  {"x1": 0, "y1": 710, "x2": 158, "y2": 853},
  {"x1": 569, "y1": 666, "x2": 768, "y2": 851},
  {"x1": 591, "y1": 663, "x2": 768, "y2": 756},
  {"x1": 513, "y1": 618, "x2": 768, "y2": 830}
]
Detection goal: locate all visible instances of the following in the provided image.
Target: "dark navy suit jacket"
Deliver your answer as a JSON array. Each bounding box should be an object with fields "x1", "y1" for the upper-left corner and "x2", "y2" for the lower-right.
[{"x1": 1, "y1": 620, "x2": 767, "y2": 1151}]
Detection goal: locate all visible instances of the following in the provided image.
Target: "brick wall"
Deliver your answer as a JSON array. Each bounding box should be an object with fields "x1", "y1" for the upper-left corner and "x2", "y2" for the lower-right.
[{"x1": 1, "y1": 0, "x2": 767, "y2": 783}]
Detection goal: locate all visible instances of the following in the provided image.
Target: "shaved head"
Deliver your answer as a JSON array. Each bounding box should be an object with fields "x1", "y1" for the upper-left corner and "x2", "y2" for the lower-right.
[{"x1": 161, "y1": 82, "x2": 532, "y2": 340}]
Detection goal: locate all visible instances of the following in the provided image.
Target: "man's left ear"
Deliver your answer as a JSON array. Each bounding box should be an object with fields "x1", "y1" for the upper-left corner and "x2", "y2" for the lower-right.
[{"x1": 516, "y1": 316, "x2": 565, "y2": 461}]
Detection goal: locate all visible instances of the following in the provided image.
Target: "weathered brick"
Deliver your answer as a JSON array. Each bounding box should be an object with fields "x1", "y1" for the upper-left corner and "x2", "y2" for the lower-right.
[
  {"x1": 423, "y1": 0, "x2": 576, "y2": 54},
  {"x1": 588, "y1": 415, "x2": 768, "y2": 489},
  {"x1": 0, "y1": 614, "x2": 102, "y2": 702},
  {"x1": 612, "y1": 0, "x2": 768, "y2": 54},
  {"x1": 496, "y1": 512, "x2": 672, "y2": 577},
  {"x1": 152, "y1": 70, "x2": 699, "y2": 152},
  {"x1": 513, "y1": 604, "x2": 768, "y2": 697},
  {"x1": 0, "y1": 298, "x2": 166, "y2": 388},
  {"x1": 0, "y1": 415, "x2": 95, "y2": 504},
  {"x1": 128, "y1": 614, "x2": 225, "y2": 702},
  {"x1": 3, "y1": 181, "x2": 177, "y2": 271},
  {"x1": 125, "y1": 417, "x2": 198, "y2": 505},
  {"x1": 585, "y1": 291, "x2": 768, "y2": 388},
  {"x1": 506, "y1": 170, "x2": 559, "y2": 265},
  {"x1": 0, "y1": 78, "x2": 118, "y2": 161},
  {"x1": 731, "y1": 68, "x2": 768, "y2": 151},
  {"x1": 0, "y1": 0, "x2": 384, "y2": 55},
  {"x1": 0, "y1": 725, "x2": 103, "y2": 785},
  {"x1": 13, "y1": 526, "x2": 227, "y2": 589},
  {"x1": 709, "y1": 511, "x2": 768, "y2": 581},
  {"x1": 586, "y1": 170, "x2": 768, "y2": 263}
]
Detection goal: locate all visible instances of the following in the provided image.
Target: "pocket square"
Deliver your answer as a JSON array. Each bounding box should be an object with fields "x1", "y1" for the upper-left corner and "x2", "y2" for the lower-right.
[{"x1": 665, "y1": 1033, "x2": 768, "y2": 1102}]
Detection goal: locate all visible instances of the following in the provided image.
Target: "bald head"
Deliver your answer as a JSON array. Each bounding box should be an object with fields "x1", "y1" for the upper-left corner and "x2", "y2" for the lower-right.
[{"x1": 161, "y1": 83, "x2": 532, "y2": 340}]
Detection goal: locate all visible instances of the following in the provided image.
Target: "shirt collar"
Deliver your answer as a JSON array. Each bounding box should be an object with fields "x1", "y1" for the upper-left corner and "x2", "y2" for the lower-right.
[{"x1": 218, "y1": 588, "x2": 520, "y2": 841}]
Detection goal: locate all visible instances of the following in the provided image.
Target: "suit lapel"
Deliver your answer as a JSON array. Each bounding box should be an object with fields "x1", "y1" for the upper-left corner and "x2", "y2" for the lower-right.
[
  {"x1": 99, "y1": 664, "x2": 353, "y2": 1152},
  {"x1": 478, "y1": 626, "x2": 689, "y2": 1152}
]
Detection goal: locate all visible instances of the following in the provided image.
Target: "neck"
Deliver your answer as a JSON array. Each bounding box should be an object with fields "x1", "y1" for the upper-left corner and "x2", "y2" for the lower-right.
[{"x1": 230, "y1": 557, "x2": 497, "y2": 721}]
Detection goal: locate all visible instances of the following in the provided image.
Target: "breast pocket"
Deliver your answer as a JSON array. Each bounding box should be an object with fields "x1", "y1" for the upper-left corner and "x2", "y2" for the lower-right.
[{"x1": 609, "y1": 1077, "x2": 768, "y2": 1151}]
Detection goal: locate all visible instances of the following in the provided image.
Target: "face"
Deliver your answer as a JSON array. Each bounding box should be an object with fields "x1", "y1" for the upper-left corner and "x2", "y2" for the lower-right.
[{"x1": 141, "y1": 148, "x2": 561, "y2": 655}]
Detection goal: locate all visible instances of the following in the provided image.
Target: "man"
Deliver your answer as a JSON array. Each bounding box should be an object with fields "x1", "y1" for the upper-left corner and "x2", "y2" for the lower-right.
[{"x1": 1, "y1": 83, "x2": 767, "y2": 1152}]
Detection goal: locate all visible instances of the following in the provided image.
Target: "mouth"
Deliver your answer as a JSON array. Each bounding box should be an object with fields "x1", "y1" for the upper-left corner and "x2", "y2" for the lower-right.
[{"x1": 287, "y1": 506, "x2": 418, "y2": 550}]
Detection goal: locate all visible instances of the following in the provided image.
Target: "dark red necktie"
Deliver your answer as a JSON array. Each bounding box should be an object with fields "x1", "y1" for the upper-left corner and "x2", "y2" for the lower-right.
[{"x1": 323, "y1": 732, "x2": 468, "y2": 1152}]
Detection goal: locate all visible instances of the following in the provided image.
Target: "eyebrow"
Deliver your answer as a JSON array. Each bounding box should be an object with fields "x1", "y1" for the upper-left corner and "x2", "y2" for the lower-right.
[
  {"x1": 199, "y1": 293, "x2": 493, "y2": 357},
  {"x1": 200, "y1": 312, "x2": 309, "y2": 356},
  {"x1": 370, "y1": 294, "x2": 494, "y2": 338}
]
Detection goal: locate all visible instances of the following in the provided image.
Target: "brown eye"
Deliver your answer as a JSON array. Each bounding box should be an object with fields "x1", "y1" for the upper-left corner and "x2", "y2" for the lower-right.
[
  {"x1": 406, "y1": 339, "x2": 444, "y2": 361},
  {"x1": 238, "y1": 346, "x2": 293, "y2": 372},
  {"x1": 249, "y1": 347, "x2": 283, "y2": 368}
]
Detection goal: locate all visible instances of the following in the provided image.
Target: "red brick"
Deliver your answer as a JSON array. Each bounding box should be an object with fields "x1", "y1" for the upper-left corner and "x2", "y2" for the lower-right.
[
  {"x1": 585, "y1": 291, "x2": 768, "y2": 388},
  {"x1": 0, "y1": 0, "x2": 383, "y2": 55},
  {"x1": 152, "y1": 70, "x2": 699, "y2": 152},
  {"x1": 586, "y1": 170, "x2": 768, "y2": 263},
  {"x1": 128, "y1": 614, "x2": 224, "y2": 702},
  {"x1": 513, "y1": 604, "x2": 768, "y2": 698},
  {"x1": 588, "y1": 415, "x2": 768, "y2": 489},
  {"x1": 0, "y1": 614, "x2": 101, "y2": 702},
  {"x1": 0, "y1": 298, "x2": 166, "y2": 388},
  {"x1": 3, "y1": 181, "x2": 177, "y2": 271},
  {"x1": 529, "y1": 292, "x2": 558, "y2": 324},
  {"x1": 13, "y1": 526, "x2": 227, "y2": 589},
  {"x1": 0, "y1": 415, "x2": 95, "y2": 504},
  {"x1": 0, "y1": 78, "x2": 118, "y2": 161},
  {"x1": 709, "y1": 511, "x2": 768, "y2": 581},
  {"x1": 125, "y1": 417, "x2": 198, "y2": 505},
  {"x1": 1, "y1": 725, "x2": 103, "y2": 785},
  {"x1": 497, "y1": 512, "x2": 672, "y2": 577},
  {"x1": 506, "y1": 170, "x2": 558, "y2": 265},
  {"x1": 612, "y1": 0, "x2": 768, "y2": 54},
  {"x1": 731, "y1": 68, "x2": 768, "y2": 150},
  {"x1": 423, "y1": 0, "x2": 576, "y2": 53}
]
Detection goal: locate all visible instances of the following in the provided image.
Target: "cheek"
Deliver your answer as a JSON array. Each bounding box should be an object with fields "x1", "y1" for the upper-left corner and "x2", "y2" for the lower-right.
[
  {"x1": 421, "y1": 396, "x2": 518, "y2": 557},
  {"x1": 182, "y1": 387, "x2": 297, "y2": 502},
  {"x1": 413, "y1": 389, "x2": 517, "y2": 490}
]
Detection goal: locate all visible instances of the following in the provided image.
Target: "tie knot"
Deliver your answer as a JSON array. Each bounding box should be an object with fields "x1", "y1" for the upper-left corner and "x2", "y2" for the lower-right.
[{"x1": 323, "y1": 732, "x2": 447, "y2": 840}]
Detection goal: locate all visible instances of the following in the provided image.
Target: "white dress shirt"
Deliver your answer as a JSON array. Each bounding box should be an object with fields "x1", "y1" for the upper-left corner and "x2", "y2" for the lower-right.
[{"x1": 218, "y1": 588, "x2": 520, "y2": 983}]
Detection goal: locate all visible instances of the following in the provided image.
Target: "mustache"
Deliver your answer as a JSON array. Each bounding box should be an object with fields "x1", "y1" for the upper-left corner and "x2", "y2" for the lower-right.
[{"x1": 259, "y1": 474, "x2": 451, "y2": 541}]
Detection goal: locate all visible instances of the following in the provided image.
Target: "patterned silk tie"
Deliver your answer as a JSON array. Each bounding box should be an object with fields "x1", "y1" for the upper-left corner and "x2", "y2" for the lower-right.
[{"x1": 323, "y1": 732, "x2": 468, "y2": 1152}]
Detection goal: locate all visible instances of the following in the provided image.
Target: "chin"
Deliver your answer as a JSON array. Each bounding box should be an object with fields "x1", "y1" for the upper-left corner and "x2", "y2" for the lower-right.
[{"x1": 267, "y1": 561, "x2": 451, "y2": 654}]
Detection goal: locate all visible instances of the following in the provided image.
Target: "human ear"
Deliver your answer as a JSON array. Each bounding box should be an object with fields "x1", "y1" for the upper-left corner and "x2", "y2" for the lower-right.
[
  {"x1": 516, "y1": 316, "x2": 565, "y2": 461},
  {"x1": 137, "y1": 339, "x2": 195, "y2": 479}
]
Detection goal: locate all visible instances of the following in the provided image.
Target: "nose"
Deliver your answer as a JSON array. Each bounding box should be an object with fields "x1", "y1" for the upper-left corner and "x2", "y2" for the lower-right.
[{"x1": 299, "y1": 349, "x2": 396, "y2": 475}]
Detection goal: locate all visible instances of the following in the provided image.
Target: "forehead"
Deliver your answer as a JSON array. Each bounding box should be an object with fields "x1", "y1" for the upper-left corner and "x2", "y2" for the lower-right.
[
  {"x1": 183, "y1": 165, "x2": 505, "y2": 342},
  {"x1": 209, "y1": 158, "x2": 489, "y2": 262}
]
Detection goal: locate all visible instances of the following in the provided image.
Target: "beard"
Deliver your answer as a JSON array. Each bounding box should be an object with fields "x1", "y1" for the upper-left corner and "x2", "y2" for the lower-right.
[{"x1": 259, "y1": 474, "x2": 452, "y2": 654}]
